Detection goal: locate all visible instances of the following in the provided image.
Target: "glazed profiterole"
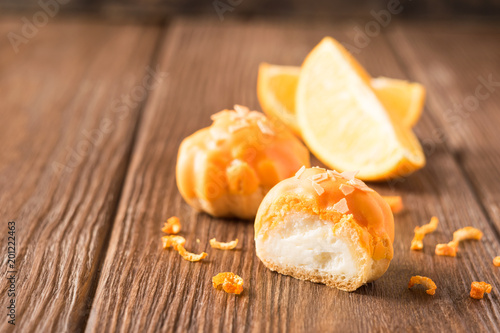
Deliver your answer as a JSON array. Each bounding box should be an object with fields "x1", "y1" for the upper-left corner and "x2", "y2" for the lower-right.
[
  {"x1": 254, "y1": 167, "x2": 394, "y2": 291},
  {"x1": 176, "y1": 105, "x2": 310, "y2": 219}
]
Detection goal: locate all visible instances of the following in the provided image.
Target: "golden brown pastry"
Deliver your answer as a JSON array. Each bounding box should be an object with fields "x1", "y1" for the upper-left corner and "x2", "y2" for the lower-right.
[
  {"x1": 176, "y1": 105, "x2": 310, "y2": 219},
  {"x1": 254, "y1": 167, "x2": 394, "y2": 291}
]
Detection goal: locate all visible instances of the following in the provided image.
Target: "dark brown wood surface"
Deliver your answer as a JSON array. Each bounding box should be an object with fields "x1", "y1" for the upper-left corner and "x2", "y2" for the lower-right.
[{"x1": 1, "y1": 15, "x2": 499, "y2": 332}]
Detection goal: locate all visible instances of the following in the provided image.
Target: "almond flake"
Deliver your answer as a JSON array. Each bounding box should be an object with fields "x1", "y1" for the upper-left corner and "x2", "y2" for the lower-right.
[
  {"x1": 327, "y1": 169, "x2": 341, "y2": 180},
  {"x1": 257, "y1": 119, "x2": 274, "y2": 135},
  {"x1": 210, "y1": 111, "x2": 227, "y2": 121},
  {"x1": 340, "y1": 184, "x2": 355, "y2": 196},
  {"x1": 234, "y1": 104, "x2": 249, "y2": 117},
  {"x1": 229, "y1": 120, "x2": 249, "y2": 133},
  {"x1": 311, "y1": 173, "x2": 328, "y2": 183},
  {"x1": 311, "y1": 181, "x2": 325, "y2": 196},
  {"x1": 347, "y1": 178, "x2": 374, "y2": 192},
  {"x1": 340, "y1": 170, "x2": 359, "y2": 180},
  {"x1": 333, "y1": 198, "x2": 349, "y2": 214},
  {"x1": 295, "y1": 165, "x2": 306, "y2": 179}
]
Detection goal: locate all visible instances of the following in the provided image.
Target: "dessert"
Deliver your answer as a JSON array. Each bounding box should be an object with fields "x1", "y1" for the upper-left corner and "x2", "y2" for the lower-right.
[
  {"x1": 254, "y1": 167, "x2": 394, "y2": 291},
  {"x1": 176, "y1": 105, "x2": 310, "y2": 219}
]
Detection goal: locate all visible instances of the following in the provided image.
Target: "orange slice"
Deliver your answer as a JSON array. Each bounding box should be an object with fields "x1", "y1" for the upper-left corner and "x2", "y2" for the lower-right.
[
  {"x1": 257, "y1": 63, "x2": 425, "y2": 133},
  {"x1": 295, "y1": 37, "x2": 425, "y2": 181},
  {"x1": 371, "y1": 77, "x2": 425, "y2": 128}
]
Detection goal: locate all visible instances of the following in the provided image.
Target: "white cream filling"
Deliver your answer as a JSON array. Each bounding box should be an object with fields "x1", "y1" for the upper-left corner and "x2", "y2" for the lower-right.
[{"x1": 256, "y1": 213, "x2": 358, "y2": 278}]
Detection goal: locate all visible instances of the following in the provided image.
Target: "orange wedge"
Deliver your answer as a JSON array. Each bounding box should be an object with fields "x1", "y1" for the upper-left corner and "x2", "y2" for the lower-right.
[
  {"x1": 257, "y1": 63, "x2": 425, "y2": 133},
  {"x1": 295, "y1": 37, "x2": 425, "y2": 181},
  {"x1": 257, "y1": 64, "x2": 302, "y2": 135},
  {"x1": 371, "y1": 77, "x2": 425, "y2": 128}
]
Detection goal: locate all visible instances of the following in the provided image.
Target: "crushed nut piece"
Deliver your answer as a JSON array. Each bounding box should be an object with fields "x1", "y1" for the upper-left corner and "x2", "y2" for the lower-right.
[
  {"x1": 295, "y1": 165, "x2": 306, "y2": 179},
  {"x1": 493, "y1": 256, "x2": 500, "y2": 267},
  {"x1": 311, "y1": 173, "x2": 328, "y2": 183},
  {"x1": 347, "y1": 178, "x2": 374, "y2": 192},
  {"x1": 470, "y1": 281, "x2": 492, "y2": 299},
  {"x1": 382, "y1": 196, "x2": 403, "y2": 214},
  {"x1": 234, "y1": 104, "x2": 249, "y2": 117},
  {"x1": 340, "y1": 170, "x2": 359, "y2": 180},
  {"x1": 408, "y1": 275, "x2": 437, "y2": 295},
  {"x1": 162, "y1": 216, "x2": 181, "y2": 234},
  {"x1": 311, "y1": 181, "x2": 325, "y2": 196},
  {"x1": 333, "y1": 198, "x2": 349, "y2": 214},
  {"x1": 411, "y1": 217, "x2": 439, "y2": 251},
  {"x1": 212, "y1": 272, "x2": 244, "y2": 294},
  {"x1": 339, "y1": 184, "x2": 355, "y2": 196},
  {"x1": 327, "y1": 169, "x2": 342, "y2": 180},
  {"x1": 228, "y1": 120, "x2": 249, "y2": 133},
  {"x1": 210, "y1": 238, "x2": 238, "y2": 250},
  {"x1": 257, "y1": 119, "x2": 274, "y2": 135}
]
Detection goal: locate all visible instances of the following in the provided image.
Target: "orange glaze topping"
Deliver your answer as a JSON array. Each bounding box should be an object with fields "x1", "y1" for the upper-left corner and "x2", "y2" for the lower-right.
[{"x1": 255, "y1": 167, "x2": 394, "y2": 261}]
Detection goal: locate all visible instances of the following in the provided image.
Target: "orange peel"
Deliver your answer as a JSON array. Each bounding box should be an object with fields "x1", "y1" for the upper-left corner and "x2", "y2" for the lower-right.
[
  {"x1": 162, "y1": 216, "x2": 181, "y2": 234},
  {"x1": 435, "y1": 226, "x2": 482, "y2": 257},
  {"x1": 209, "y1": 238, "x2": 238, "y2": 250},
  {"x1": 212, "y1": 272, "x2": 244, "y2": 294},
  {"x1": 411, "y1": 217, "x2": 439, "y2": 251},
  {"x1": 382, "y1": 196, "x2": 403, "y2": 214},
  {"x1": 470, "y1": 281, "x2": 492, "y2": 299},
  {"x1": 408, "y1": 275, "x2": 437, "y2": 295},
  {"x1": 493, "y1": 256, "x2": 500, "y2": 267}
]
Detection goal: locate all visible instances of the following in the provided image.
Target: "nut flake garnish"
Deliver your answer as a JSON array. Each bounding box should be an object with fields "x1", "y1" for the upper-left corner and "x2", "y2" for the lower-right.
[
  {"x1": 311, "y1": 173, "x2": 328, "y2": 183},
  {"x1": 327, "y1": 169, "x2": 342, "y2": 180},
  {"x1": 311, "y1": 182, "x2": 325, "y2": 196},
  {"x1": 347, "y1": 178, "x2": 374, "y2": 192},
  {"x1": 333, "y1": 198, "x2": 349, "y2": 214},
  {"x1": 257, "y1": 119, "x2": 274, "y2": 135},
  {"x1": 340, "y1": 170, "x2": 359, "y2": 180},
  {"x1": 295, "y1": 165, "x2": 306, "y2": 179},
  {"x1": 339, "y1": 184, "x2": 355, "y2": 196},
  {"x1": 229, "y1": 120, "x2": 249, "y2": 133},
  {"x1": 233, "y1": 104, "x2": 250, "y2": 117}
]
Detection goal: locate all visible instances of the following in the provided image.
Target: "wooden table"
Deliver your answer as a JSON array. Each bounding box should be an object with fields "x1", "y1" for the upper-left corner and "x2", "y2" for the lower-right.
[{"x1": 1, "y1": 16, "x2": 499, "y2": 332}]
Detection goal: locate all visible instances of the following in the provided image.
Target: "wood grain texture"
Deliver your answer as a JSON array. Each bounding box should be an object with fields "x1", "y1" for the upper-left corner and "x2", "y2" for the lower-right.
[
  {"x1": 387, "y1": 22, "x2": 500, "y2": 234},
  {"x1": 0, "y1": 18, "x2": 160, "y2": 332},
  {"x1": 85, "y1": 19, "x2": 500, "y2": 332}
]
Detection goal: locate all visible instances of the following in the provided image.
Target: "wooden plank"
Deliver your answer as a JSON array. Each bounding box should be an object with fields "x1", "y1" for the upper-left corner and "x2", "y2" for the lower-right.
[
  {"x1": 86, "y1": 19, "x2": 500, "y2": 332},
  {"x1": 386, "y1": 22, "x2": 500, "y2": 234},
  {"x1": 0, "y1": 18, "x2": 160, "y2": 332}
]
